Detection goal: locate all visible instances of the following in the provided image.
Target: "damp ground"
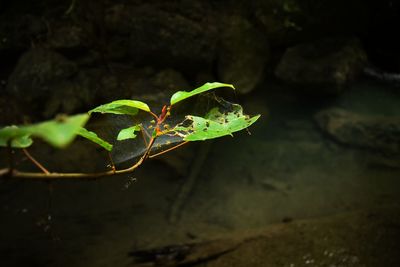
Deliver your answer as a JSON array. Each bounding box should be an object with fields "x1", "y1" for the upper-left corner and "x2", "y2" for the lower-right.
[{"x1": 1, "y1": 80, "x2": 400, "y2": 267}]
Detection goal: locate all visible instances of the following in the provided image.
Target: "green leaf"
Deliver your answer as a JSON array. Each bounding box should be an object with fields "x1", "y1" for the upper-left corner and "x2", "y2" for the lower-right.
[
  {"x1": 89, "y1": 100, "x2": 151, "y2": 115},
  {"x1": 170, "y1": 82, "x2": 235, "y2": 105},
  {"x1": 77, "y1": 127, "x2": 113, "y2": 151},
  {"x1": 26, "y1": 114, "x2": 90, "y2": 148},
  {"x1": 0, "y1": 114, "x2": 89, "y2": 149},
  {"x1": 117, "y1": 125, "x2": 141, "y2": 141},
  {"x1": 171, "y1": 104, "x2": 260, "y2": 141},
  {"x1": 0, "y1": 126, "x2": 33, "y2": 148},
  {"x1": 11, "y1": 134, "x2": 34, "y2": 148}
]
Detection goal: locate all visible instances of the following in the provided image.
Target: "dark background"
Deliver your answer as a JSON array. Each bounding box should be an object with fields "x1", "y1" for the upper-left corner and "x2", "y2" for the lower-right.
[{"x1": 1, "y1": 1, "x2": 400, "y2": 267}]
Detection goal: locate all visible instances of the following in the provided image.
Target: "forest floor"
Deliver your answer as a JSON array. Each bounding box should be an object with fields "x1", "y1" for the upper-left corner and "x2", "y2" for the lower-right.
[{"x1": 1, "y1": 81, "x2": 400, "y2": 267}]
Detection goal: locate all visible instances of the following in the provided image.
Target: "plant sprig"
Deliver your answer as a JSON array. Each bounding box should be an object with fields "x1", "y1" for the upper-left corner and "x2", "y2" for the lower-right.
[{"x1": 0, "y1": 82, "x2": 260, "y2": 180}]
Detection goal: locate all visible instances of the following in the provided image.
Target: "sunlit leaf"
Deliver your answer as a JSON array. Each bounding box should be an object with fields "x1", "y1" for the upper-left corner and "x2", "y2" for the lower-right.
[
  {"x1": 11, "y1": 134, "x2": 33, "y2": 148},
  {"x1": 170, "y1": 82, "x2": 235, "y2": 105},
  {"x1": 0, "y1": 126, "x2": 33, "y2": 148},
  {"x1": 0, "y1": 114, "x2": 89, "y2": 149},
  {"x1": 171, "y1": 104, "x2": 260, "y2": 141},
  {"x1": 27, "y1": 114, "x2": 90, "y2": 148},
  {"x1": 77, "y1": 127, "x2": 113, "y2": 151},
  {"x1": 89, "y1": 100, "x2": 151, "y2": 115},
  {"x1": 117, "y1": 125, "x2": 141, "y2": 141}
]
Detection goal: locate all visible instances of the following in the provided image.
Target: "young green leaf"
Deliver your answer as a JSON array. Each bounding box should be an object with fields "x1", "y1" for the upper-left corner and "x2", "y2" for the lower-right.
[
  {"x1": 170, "y1": 82, "x2": 235, "y2": 105},
  {"x1": 171, "y1": 104, "x2": 260, "y2": 141},
  {"x1": 0, "y1": 114, "x2": 89, "y2": 149},
  {"x1": 26, "y1": 114, "x2": 90, "y2": 148},
  {"x1": 89, "y1": 100, "x2": 151, "y2": 115},
  {"x1": 0, "y1": 126, "x2": 33, "y2": 148},
  {"x1": 77, "y1": 127, "x2": 113, "y2": 151},
  {"x1": 117, "y1": 125, "x2": 141, "y2": 141}
]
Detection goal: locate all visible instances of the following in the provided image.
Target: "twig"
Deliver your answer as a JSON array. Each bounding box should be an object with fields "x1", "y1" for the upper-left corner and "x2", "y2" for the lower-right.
[
  {"x1": 149, "y1": 141, "x2": 189, "y2": 158},
  {"x1": 0, "y1": 105, "x2": 167, "y2": 181},
  {"x1": 0, "y1": 136, "x2": 156, "y2": 180},
  {"x1": 107, "y1": 152, "x2": 116, "y2": 173},
  {"x1": 168, "y1": 141, "x2": 213, "y2": 224},
  {"x1": 23, "y1": 148, "x2": 50, "y2": 174}
]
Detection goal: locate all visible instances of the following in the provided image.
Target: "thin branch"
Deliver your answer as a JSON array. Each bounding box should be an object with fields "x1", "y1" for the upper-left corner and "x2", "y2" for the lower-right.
[
  {"x1": 0, "y1": 136, "x2": 156, "y2": 180},
  {"x1": 107, "y1": 152, "x2": 116, "y2": 173},
  {"x1": 149, "y1": 141, "x2": 189, "y2": 158},
  {"x1": 139, "y1": 124, "x2": 150, "y2": 147},
  {"x1": 23, "y1": 148, "x2": 50, "y2": 174},
  {"x1": 148, "y1": 111, "x2": 159, "y2": 121}
]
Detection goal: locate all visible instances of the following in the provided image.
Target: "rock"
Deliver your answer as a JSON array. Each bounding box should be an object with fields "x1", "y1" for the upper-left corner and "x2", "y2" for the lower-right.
[
  {"x1": 315, "y1": 108, "x2": 400, "y2": 166},
  {"x1": 275, "y1": 38, "x2": 367, "y2": 94},
  {"x1": 217, "y1": 16, "x2": 268, "y2": 94},
  {"x1": 46, "y1": 22, "x2": 88, "y2": 51},
  {"x1": 5, "y1": 47, "x2": 89, "y2": 118},
  {"x1": 0, "y1": 14, "x2": 46, "y2": 52},
  {"x1": 7, "y1": 47, "x2": 77, "y2": 95},
  {"x1": 105, "y1": 2, "x2": 218, "y2": 71},
  {"x1": 89, "y1": 66, "x2": 190, "y2": 103}
]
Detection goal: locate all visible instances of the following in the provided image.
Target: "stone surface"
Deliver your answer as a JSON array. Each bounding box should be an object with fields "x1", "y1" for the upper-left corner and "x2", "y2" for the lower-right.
[
  {"x1": 5, "y1": 48, "x2": 83, "y2": 117},
  {"x1": 105, "y1": 2, "x2": 218, "y2": 71},
  {"x1": 6, "y1": 47, "x2": 77, "y2": 95},
  {"x1": 315, "y1": 108, "x2": 400, "y2": 166},
  {"x1": 217, "y1": 16, "x2": 268, "y2": 94},
  {"x1": 46, "y1": 22, "x2": 88, "y2": 51},
  {"x1": 0, "y1": 14, "x2": 46, "y2": 52},
  {"x1": 275, "y1": 38, "x2": 367, "y2": 93}
]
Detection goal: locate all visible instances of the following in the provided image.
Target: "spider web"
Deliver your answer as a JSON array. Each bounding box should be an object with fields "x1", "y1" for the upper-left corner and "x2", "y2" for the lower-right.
[{"x1": 86, "y1": 93, "x2": 236, "y2": 164}]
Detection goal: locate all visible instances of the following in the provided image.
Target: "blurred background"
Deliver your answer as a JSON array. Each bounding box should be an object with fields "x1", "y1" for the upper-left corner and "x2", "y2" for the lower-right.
[{"x1": 1, "y1": 0, "x2": 400, "y2": 266}]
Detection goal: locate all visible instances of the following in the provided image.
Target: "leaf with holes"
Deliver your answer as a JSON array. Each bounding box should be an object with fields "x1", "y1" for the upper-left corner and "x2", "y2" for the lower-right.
[
  {"x1": 117, "y1": 125, "x2": 142, "y2": 141},
  {"x1": 171, "y1": 104, "x2": 260, "y2": 141}
]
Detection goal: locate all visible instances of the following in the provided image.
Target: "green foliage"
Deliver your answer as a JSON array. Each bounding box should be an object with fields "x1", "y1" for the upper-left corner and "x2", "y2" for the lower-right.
[
  {"x1": 77, "y1": 127, "x2": 113, "y2": 151},
  {"x1": 117, "y1": 125, "x2": 141, "y2": 141},
  {"x1": 89, "y1": 100, "x2": 150, "y2": 115},
  {"x1": 0, "y1": 114, "x2": 89, "y2": 149},
  {"x1": 0, "y1": 82, "x2": 259, "y2": 158},
  {"x1": 172, "y1": 103, "x2": 260, "y2": 141},
  {"x1": 0, "y1": 126, "x2": 33, "y2": 148},
  {"x1": 170, "y1": 82, "x2": 235, "y2": 105}
]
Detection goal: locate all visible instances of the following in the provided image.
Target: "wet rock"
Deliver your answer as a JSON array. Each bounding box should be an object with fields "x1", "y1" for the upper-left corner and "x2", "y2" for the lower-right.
[
  {"x1": 5, "y1": 47, "x2": 88, "y2": 118},
  {"x1": 315, "y1": 108, "x2": 400, "y2": 166},
  {"x1": 90, "y1": 66, "x2": 189, "y2": 103},
  {"x1": 0, "y1": 96, "x2": 26, "y2": 125},
  {"x1": 7, "y1": 47, "x2": 77, "y2": 95},
  {"x1": 275, "y1": 38, "x2": 367, "y2": 94},
  {"x1": 105, "y1": 2, "x2": 218, "y2": 71},
  {"x1": 0, "y1": 14, "x2": 46, "y2": 52},
  {"x1": 217, "y1": 16, "x2": 268, "y2": 94},
  {"x1": 46, "y1": 22, "x2": 89, "y2": 51}
]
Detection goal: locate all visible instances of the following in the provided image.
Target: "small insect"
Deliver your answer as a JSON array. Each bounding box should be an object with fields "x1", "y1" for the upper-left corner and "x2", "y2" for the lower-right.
[{"x1": 124, "y1": 177, "x2": 137, "y2": 189}]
